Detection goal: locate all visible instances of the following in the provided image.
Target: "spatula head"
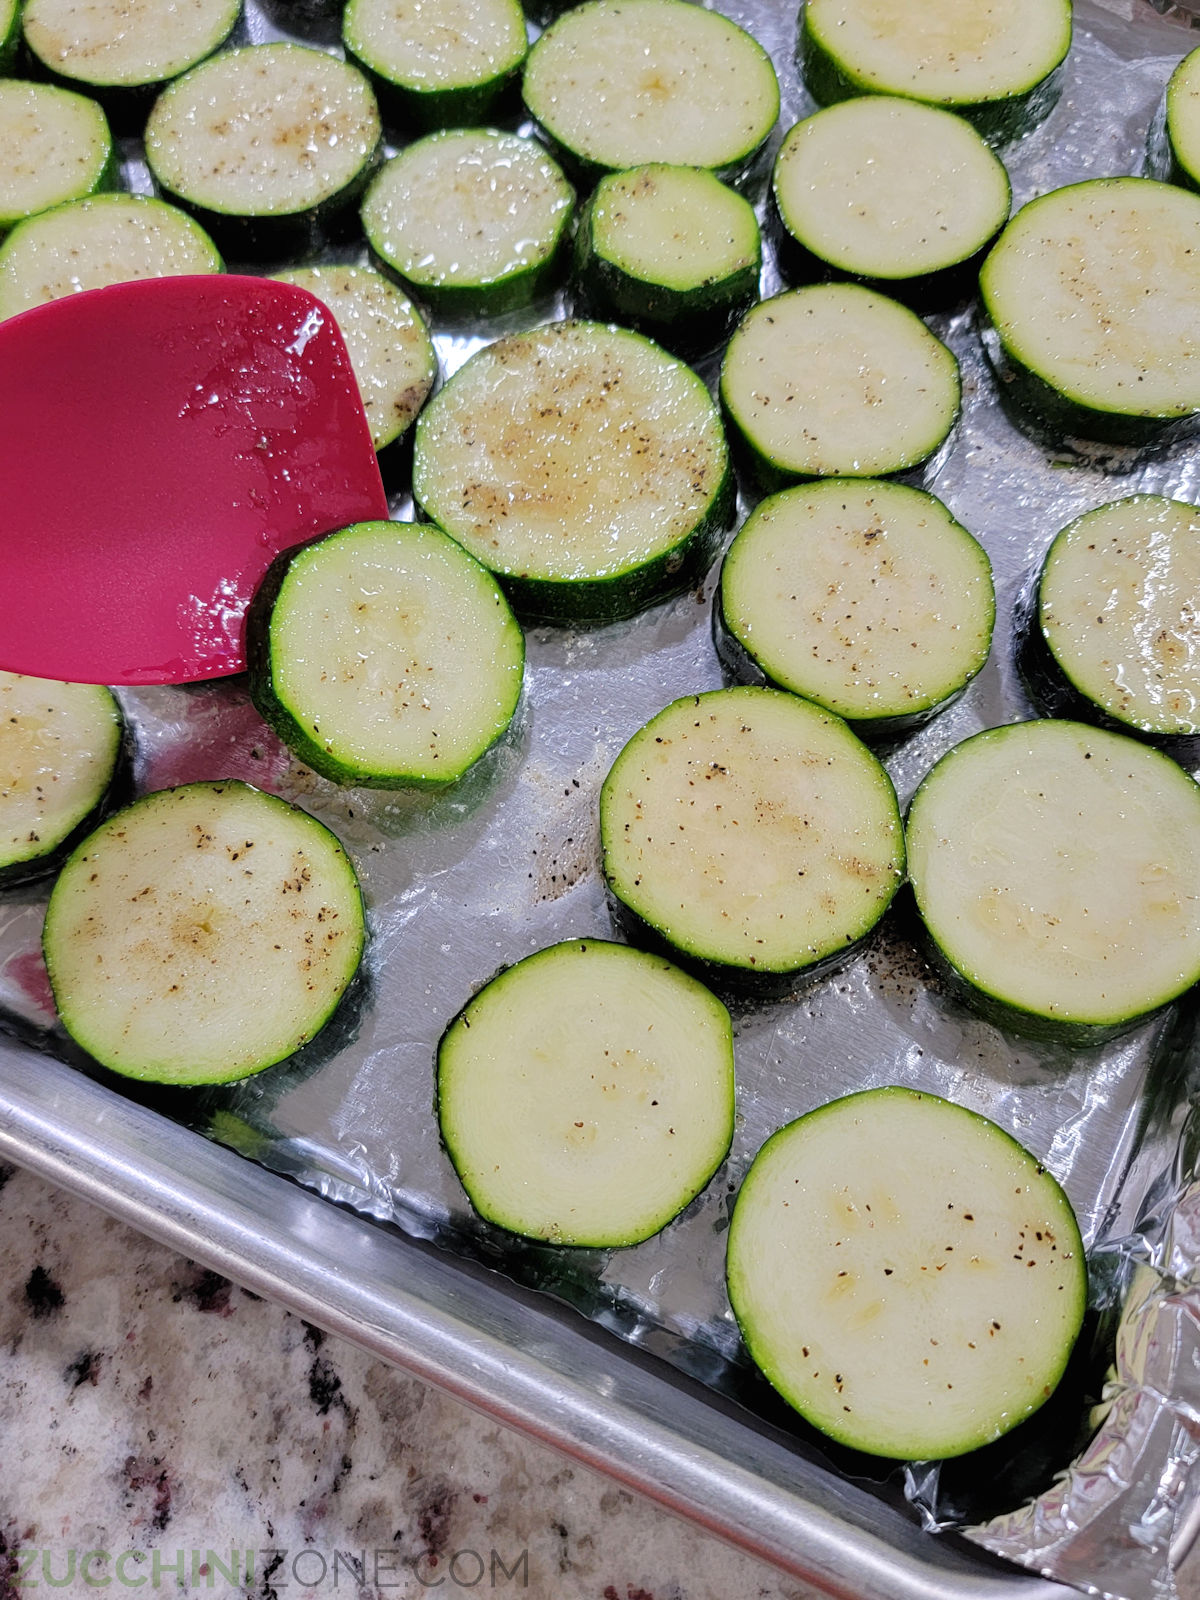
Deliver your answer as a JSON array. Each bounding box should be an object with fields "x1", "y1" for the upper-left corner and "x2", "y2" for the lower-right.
[{"x1": 0, "y1": 274, "x2": 389, "y2": 686}]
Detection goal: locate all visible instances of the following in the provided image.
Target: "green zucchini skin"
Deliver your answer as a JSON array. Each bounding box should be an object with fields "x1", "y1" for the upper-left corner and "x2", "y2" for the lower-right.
[{"x1": 0, "y1": 0, "x2": 18, "y2": 74}]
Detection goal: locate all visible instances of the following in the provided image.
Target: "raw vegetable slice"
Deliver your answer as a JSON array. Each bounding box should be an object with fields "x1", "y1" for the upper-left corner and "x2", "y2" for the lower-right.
[
  {"x1": 413, "y1": 319, "x2": 733, "y2": 624},
  {"x1": 247, "y1": 519, "x2": 524, "y2": 789},
  {"x1": 0, "y1": 0, "x2": 16, "y2": 75},
  {"x1": 0, "y1": 194, "x2": 221, "y2": 320},
  {"x1": 522, "y1": 0, "x2": 779, "y2": 182},
  {"x1": 771, "y1": 98, "x2": 1010, "y2": 307},
  {"x1": 600, "y1": 687, "x2": 904, "y2": 988},
  {"x1": 1149, "y1": 47, "x2": 1200, "y2": 194},
  {"x1": 799, "y1": 0, "x2": 1071, "y2": 145},
  {"x1": 906, "y1": 719, "x2": 1200, "y2": 1040},
  {"x1": 717, "y1": 480, "x2": 994, "y2": 736},
  {"x1": 0, "y1": 83, "x2": 116, "y2": 238},
  {"x1": 726, "y1": 1087, "x2": 1087, "y2": 1460},
  {"x1": 362, "y1": 129, "x2": 573, "y2": 317},
  {"x1": 979, "y1": 178, "x2": 1200, "y2": 447},
  {"x1": 343, "y1": 0, "x2": 528, "y2": 129},
  {"x1": 0, "y1": 672, "x2": 124, "y2": 888},
  {"x1": 437, "y1": 938, "x2": 735, "y2": 1246},
  {"x1": 43, "y1": 780, "x2": 366, "y2": 1085},
  {"x1": 720, "y1": 284, "x2": 960, "y2": 491}
]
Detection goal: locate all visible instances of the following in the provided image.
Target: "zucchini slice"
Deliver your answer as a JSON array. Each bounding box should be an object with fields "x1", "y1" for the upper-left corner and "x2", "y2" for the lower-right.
[
  {"x1": 1149, "y1": 47, "x2": 1200, "y2": 194},
  {"x1": 145, "y1": 43, "x2": 381, "y2": 259},
  {"x1": 772, "y1": 98, "x2": 1010, "y2": 308},
  {"x1": 720, "y1": 284, "x2": 960, "y2": 492},
  {"x1": 522, "y1": 0, "x2": 780, "y2": 184},
  {"x1": 1031, "y1": 495, "x2": 1200, "y2": 742},
  {"x1": 600, "y1": 687, "x2": 904, "y2": 990},
  {"x1": 0, "y1": 672, "x2": 125, "y2": 888},
  {"x1": 362, "y1": 129, "x2": 574, "y2": 318},
  {"x1": 43, "y1": 780, "x2": 366, "y2": 1085},
  {"x1": 271, "y1": 266, "x2": 437, "y2": 460},
  {"x1": 726, "y1": 1087, "x2": 1087, "y2": 1460},
  {"x1": 0, "y1": 0, "x2": 16, "y2": 75},
  {"x1": 247, "y1": 519, "x2": 524, "y2": 789},
  {"x1": 573, "y1": 163, "x2": 761, "y2": 355},
  {"x1": 412, "y1": 320, "x2": 733, "y2": 625},
  {"x1": 437, "y1": 938, "x2": 735, "y2": 1247},
  {"x1": 0, "y1": 193, "x2": 222, "y2": 321},
  {"x1": 717, "y1": 480, "x2": 994, "y2": 737},
  {"x1": 799, "y1": 0, "x2": 1071, "y2": 145},
  {"x1": 906, "y1": 719, "x2": 1200, "y2": 1041},
  {"x1": 0, "y1": 82, "x2": 116, "y2": 238},
  {"x1": 979, "y1": 178, "x2": 1200, "y2": 447},
  {"x1": 343, "y1": 0, "x2": 528, "y2": 130}
]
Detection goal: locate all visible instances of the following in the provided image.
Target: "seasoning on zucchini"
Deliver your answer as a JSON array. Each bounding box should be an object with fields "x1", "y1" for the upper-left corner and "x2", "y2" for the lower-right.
[
  {"x1": 43, "y1": 780, "x2": 366, "y2": 1086},
  {"x1": 906, "y1": 718, "x2": 1200, "y2": 1042},
  {"x1": 719, "y1": 284, "x2": 960, "y2": 493},
  {"x1": 145, "y1": 43, "x2": 381, "y2": 260},
  {"x1": 573, "y1": 163, "x2": 761, "y2": 356},
  {"x1": 726, "y1": 1087, "x2": 1087, "y2": 1460},
  {"x1": 522, "y1": 0, "x2": 780, "y2": 184},
  {"x1": 798, "y1": 0, "x2": 1072, "y2": 146},
  {"x1": 343, "y1": 0, "x2": 528, "y2": 130},
  {"x1": 0, "y1": 672, "x2": 125, "y2": 889},
  {"x1": 600, "y1": 687, "x2": 904, "y2": 992},
  {"x1": 248, "y1": 519, "x2": 524, "y2": 790},
  {"x1": 979, "y1": 178, "x2": 1200, "y2": 448},
  {"x1": 716, "y1": 480, "x2": 994, "y2": 738},
  {"x1": 0, "y1": 82, "x2": 116, "y2": 239},
  {"x1": 437, "y1": 938, "x2": 736, "y2": 1247},
  {"x1": 1147, "y1": 46, "x2": 1200, "y2": 194},
  {"x1": 413, "y1": 319, "x2": 733, "y2": 625},
  {"x1": 0, "y1": 193, "x2": 222, "y2": 321},
  {"x1": 362, "y1": 129, "x2": 573, "y2": 318},
  {"x1": 771, "y1": 98, "x2": 1010, "y2": 308}
]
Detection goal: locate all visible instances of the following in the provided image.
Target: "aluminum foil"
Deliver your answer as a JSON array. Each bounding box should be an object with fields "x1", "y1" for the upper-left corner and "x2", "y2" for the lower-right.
[{"x1": 2, "y1": 2, "x2": 1200, "y2": 1596}]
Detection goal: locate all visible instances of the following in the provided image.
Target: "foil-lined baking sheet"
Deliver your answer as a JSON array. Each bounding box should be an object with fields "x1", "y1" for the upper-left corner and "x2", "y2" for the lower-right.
[{"x1": 2, "y1": 2, "x2": 1200, "y2": 1596}]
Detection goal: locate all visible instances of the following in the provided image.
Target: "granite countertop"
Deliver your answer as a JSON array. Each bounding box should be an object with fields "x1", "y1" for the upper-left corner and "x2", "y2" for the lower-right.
[{"x1": 0, "y1": 1159, "x2": 826, "y2": 1600}]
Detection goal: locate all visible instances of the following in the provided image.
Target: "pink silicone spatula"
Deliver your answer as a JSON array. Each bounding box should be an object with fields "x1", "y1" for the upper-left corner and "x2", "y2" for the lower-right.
[{"x1": 0, "y1": 274, "x2": 389, "y2": 686}]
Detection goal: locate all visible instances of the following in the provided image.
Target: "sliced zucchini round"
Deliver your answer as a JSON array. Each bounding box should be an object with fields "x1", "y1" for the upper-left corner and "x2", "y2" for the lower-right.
[
  {"x1": 522, "y1": 0, "x2": 780, "y2": 183},
  {"x1": 1148, "y1": 47, "x2": 1200, "y2": 194},
  {"x1": 0, "y1": 82, "x2": 116, "y2": 238},
  {"x1": 726, "y1": 1087, "x2": 1087, "y2": 1460},
  {"x1": 343, "y1": 0, "x2": 528, "y2": 130},
  {"x1": 0, "y1": 0, "x2": 17, "y2": 75},
  {"x1": 0, "y1": 193, "x2": 222, "y2": 321},
  {"x1": 43, "y1": 780, "x2": 366, "y2": 1086},
  {"x1": 600, "y1": 687, "x2": 904, "y2": 989},
  {"x1": 573, "y1": 163, "x2": 761, "y2": 355},
  {"x1": 0, "y1": 672, "x2": 125, "y2": 888},
  {"x1": 772, "y1": 98, "x2": 1010, "y2": 307},
  {"x1": 362, "y1": 129, "x2": 574, "y2": 318},
  {"x1": 1033, "y1": 495, "x2": 1200, "y2": 741},
  {"x1": 979, "y1": 178, "x2": 1200, "y2": 447},
  {"x1": 720, "y1": 284, "x2": 960, "y2": 492},
  {"x1": 717, "y1": 480, "x2": 994, "y2": 737},
  {"x1": 437, "y1": 938, "x2": 735, "y2": 1247},
  {"x1": 906, "y1": 719, "x2": 1200, "y2": 1041},
  {"x1": 271, "y1": 266, "x2": 437, "y2": 460},
  {"x1": 413, "y1": 319, "x2": 733, "y2": 625},
  {"x1": 247, "y1": 519, "x2": 524, "y2": 789},
  {"x1": 799, "y1": 0, "x2": 1071, "y2": 145},
  {"x1": 145, "y1": 43, "x2": 381, "y2": 259}
]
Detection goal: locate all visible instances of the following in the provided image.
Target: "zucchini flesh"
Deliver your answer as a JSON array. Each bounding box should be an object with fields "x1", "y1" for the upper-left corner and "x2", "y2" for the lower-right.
[
  {"x1": 343, "y1": 0, "x2": 527, "y2": 127},
  {"x1": 1155, "y1": 47, "x2": 1200, "y2": 193},
  {"x1": 413, "y1": 319, "x2": 732, "y2": 624},
  {"x1": 0, "y1": 672, "x2": 124, "y2": 886},
  {"x1": 43, "y1": 781, "x2": 366, "y2": 1086},
  {"x1": 248, "y1": 520, "x2": 524, "y2": 789},
  {"x1": 523, "y1": 0, "x2": 780, "y2": 180},
  {"x1": 0, "y1": 193, "x2": 221, "y2": 321},
  {"x1": 726, "y1": 1087, "x2": 1087, "y2": 1460},
  {"x1": 22, "y1": 0, "x2": 240, "y2": 90},
  {"x1": 718, "y1": 480, "x2": 994, "y2": 733},
  {"x1": 906, "y1": 719, "x2": 1200, "y2": 1038},
  {"x1": 600, "y1": 687, "x2": 904, "y2": 982},
  {"x1": 437, "y1": 938, "x2": 735, "y2": 1247},
  {"x1": 0, "y1": 82, "x2": 115, "y2": 237},
  {"x1": 0, "y1": 0, "x2": 16, "y2": 74}
]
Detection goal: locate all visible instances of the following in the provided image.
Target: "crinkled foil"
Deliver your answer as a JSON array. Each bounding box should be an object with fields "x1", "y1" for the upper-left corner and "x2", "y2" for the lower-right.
[{"x1": 2, "y1": 3, "x2": 1200, "y2": 1597}]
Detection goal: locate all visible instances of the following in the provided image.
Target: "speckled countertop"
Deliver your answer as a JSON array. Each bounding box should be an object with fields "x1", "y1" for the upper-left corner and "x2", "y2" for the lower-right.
[{"x1": 0, "y1": 1159, "x2": 829, "y2": 1600}]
